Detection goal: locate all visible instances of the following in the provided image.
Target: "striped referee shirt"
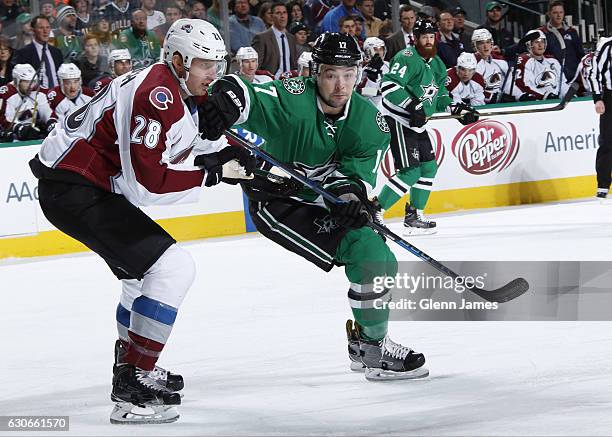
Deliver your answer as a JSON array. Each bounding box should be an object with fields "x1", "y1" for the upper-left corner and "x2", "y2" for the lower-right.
[{"x1": 589, "y1": 36, "x2": 612, "y2": 102}]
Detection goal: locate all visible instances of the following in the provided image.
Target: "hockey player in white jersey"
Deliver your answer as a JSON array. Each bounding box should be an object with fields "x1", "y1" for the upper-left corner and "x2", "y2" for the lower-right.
[
  {"x1": 91, "y1": 49, "x2": 133, "y2": 93},
  {"x1": 46, "y1": 63, "x2": 94, "y2": 124},
  {"x1": 0, "y1": 64, "x2": 54, "y2": 141},
  {"x1": 515, "y1": 29, "x2": 569, "y2": 100},
  {"x1": 358, "y1": 36, "x2": 389, "y2": 106},
  {"x1": 235, "y1": 46, "x2": 274, "y2": 84},
  {"x1": 29, "y1": 19, "x2": 256, "y2": 424},
  {"x1": 446, "y1": 52, "x2": 486, "y2": 106},
  {"x1": 572, "y1": 51, "x2": 594, "y2": 95}
]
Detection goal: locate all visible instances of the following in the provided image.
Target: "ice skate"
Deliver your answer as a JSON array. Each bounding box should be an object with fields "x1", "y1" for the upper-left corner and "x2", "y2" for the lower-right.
[
  {"x1": 403, "y1": 204, "x2": 436, "y2": 235},
  {"x1": 110, "y1": 364, "x2": 181, "y2": 424},
  {"x1": 596, "y1": 189, "x2": 608, "y2": 204},
  {"x1": 346, "y1": 320, "x2": 365, "y2": 371},
  {"x1": 360, "y1": 334, "x2": 428, "y2": 381},
  {"x1": 114, "y1": 339, "x2": 184, "y2": 392}
]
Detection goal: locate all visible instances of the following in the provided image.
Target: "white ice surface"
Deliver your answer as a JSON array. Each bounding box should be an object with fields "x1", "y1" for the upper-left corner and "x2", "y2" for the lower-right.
[{"x1": 1, "y1": 199, "x2": 612, "y2": 436}]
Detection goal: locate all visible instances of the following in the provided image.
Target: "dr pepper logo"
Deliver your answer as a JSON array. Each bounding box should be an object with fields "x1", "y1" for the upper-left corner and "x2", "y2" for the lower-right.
[
  {"x1": 452, "y1": 120, "x2": 519, "y2": 175},
  {"x1": 381, "y1": 129, "x2": 444, "y2": 178}
]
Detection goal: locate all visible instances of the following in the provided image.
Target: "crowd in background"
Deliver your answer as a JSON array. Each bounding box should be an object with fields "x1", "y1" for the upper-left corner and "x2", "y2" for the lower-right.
[{"x1": 0, "y1": 0, "x2": 596, "y2": 141}]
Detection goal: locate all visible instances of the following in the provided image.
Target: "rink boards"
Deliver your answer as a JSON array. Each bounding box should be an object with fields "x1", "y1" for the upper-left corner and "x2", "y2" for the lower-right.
[{"x1": 0, "y1": 98, "x2": 599, "y2": 259}]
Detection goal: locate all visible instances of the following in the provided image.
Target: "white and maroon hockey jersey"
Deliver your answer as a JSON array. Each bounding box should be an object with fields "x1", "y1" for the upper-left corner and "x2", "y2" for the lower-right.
[
  {"x1": 358, "y1": 61, "x2": 390, "y2": 108},
  {"x1": 38, "y1": 63, "x2": 228, "y2": 206},
  {"x1": 46, "y1": 86, "x2": 95, "y2": 122},
  {"x1": 571, "y1": 52, "x2": 594, "y2": 95},
  {"x1": 515, "y1": 53, "x2": 568, "y2": 99},
  {"x1": 474, "y1": 53, "x2": 516, "y2": 103},
  {"x1": 445, "y1": 68, "x2": 486, "y2": 106},
  {"x1": 0, "y1": 83, "x2": 53, "y2": 129},
  {"x1": 92, "y1": 75, "x2": 113, "y2": 94}
]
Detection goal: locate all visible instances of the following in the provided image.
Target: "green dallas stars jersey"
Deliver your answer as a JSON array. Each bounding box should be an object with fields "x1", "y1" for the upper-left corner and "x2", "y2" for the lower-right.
[
  {"x1": 380, "y1": 46, "x2": 452, "y2": 128},
  {"x1": 234, "y1": 75, "x2": 391, "y2": 202}
]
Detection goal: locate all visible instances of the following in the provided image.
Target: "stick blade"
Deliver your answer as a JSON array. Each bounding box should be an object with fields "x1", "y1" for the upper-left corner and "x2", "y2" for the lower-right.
[{"x1": 470, "y1": 278, "x2": 530, "y2": 303}]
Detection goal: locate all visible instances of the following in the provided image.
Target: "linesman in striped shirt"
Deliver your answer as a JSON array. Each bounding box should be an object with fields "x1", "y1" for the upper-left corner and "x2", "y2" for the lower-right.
[{"x1": 590, "y1": 36, "x2": 612, "y2": 199}]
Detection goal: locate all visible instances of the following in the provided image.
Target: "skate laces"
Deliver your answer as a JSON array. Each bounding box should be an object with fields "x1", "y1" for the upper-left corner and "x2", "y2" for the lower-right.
[
  {"x1": 382, "y1": 336, "x2": 413, "y2": 361},
  {"x1": 148, "y1": 366, "x2": 168, "y2": 381},
  {"x1": 417, "y1": 210, "x2": 433, "y2": 224},
  {"x1": 135, "y1": 369, "x2": 170, "y2": 393}
]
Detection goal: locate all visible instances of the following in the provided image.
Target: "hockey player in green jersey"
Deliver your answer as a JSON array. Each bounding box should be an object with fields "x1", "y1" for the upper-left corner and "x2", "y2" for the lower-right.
[
  {"x1": 198, "y1": 32, "x2": 428, "y2": 381},
  {"x1": 377, "y1": 20, "x2": 479, "y2": 235}
]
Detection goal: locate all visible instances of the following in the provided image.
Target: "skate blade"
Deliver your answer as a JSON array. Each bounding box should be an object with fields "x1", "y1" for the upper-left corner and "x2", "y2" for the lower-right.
[
  {"x1": 364, "y1": 366, "x2": 429, "y2": 381},
  {"x1": 402, "y1": 227, "x2": 437, "y2": 236},
  {"x1": 350, "y1": 361, "x2": 366, "y2": 372},
  {"x1": 110, "y1": 402, "x2": 179, "y2": 424}
]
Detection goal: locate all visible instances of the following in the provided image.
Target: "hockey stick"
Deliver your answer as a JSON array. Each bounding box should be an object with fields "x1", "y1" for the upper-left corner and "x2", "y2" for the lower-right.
[
  {"x1": 429, "y1": 81, "x2": 579, "y2": 120},
  {"x1": 225, "y1": 129, "x2": 529, "y2": 303}
]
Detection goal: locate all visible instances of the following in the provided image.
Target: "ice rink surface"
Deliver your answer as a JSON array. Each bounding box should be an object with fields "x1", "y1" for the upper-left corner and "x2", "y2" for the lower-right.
[{"x1": 1, "y1": 199, "x2": 612, "y2": 436}]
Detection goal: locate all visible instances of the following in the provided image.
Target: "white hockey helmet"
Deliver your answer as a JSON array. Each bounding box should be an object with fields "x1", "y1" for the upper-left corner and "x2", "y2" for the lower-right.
[
  {"x1": 457, "y1": 52, "x2": 477, "y2": 70},
  {"x1": 58, "y1": 63, "x2": 82, "y2": 94},
  {"x1": 525, "y1": 29, "x2": 547, "y2": 52},
  {"x1": 163, "y1": 18, "x2": 227, "y2": 96},
  {"x1": 363, "y1": 37, "x2": 386, "y2": 60},
  {"x1": 12, "y1": 63, "x2": 37, "y2": 93},
  {"x1": 108, "y1": 49, "x2": 132, "y2": 75},
  {"x1": 471, "y1": 28, "x2": 493, "y2": 45},
  {"x1": 236, "y1": 46, "x2": 258, "y2": 62}
]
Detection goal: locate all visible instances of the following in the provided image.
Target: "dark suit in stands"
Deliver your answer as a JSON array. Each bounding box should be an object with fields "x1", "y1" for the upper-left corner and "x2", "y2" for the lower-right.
[
  {"x1": 385, "y1": 30, "x2": 408, "y2": 61},
  {"x1": 13, "y1": 42, "x2": 63, "y2": 86},
  {"x1": 251, "y1": 28, "x2": 298, "y2": 75}
]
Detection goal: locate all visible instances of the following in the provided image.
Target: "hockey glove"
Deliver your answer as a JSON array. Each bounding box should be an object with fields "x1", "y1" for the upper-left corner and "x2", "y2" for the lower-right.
[
  {"x1": 14, "y1": 123, "x2": 43, "y2": 141},
  {"x1": 450, "y1": 102, "x2": 479, "y2": 126},
  {"x1": 0, "y1": 129, "x2": 14, "y2": 143},
  {"x1": 405, "y1": 99, "x2": 427, "y2": 128},
  {"x1": 325, "y1": 184, "x2": 369, "y2": 229},
  {"x1": 544, "y1": 92, "x2": 559, "y2": 100},
  {"x1": 194, "y1": 146, "x2": 256, "y2": 187},
  {"x1": 198, "y1": 77, "x2": 246, "y2": 141},
  {"x1": 364, "y1": 54, "x2": 384, "y2": 82}
]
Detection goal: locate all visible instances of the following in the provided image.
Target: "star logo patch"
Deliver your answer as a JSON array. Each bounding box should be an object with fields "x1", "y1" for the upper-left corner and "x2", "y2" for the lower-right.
[{"x1": 420, "y1": 79, "x2": 439, "y2": 106}]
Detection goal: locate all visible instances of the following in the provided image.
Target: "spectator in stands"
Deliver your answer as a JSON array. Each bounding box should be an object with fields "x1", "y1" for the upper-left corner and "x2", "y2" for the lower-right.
[
  {"x1": 359, "y1": 0, "x2": 383, "y2": 38},
  {"x1": 0, "y1": 0, "x2": 22, "y2": 35},
  {"x1": 116, "y1": 9, "x2": 161, "y2": 69},
  {"x1": 354, "y1": 15, "x2": 365, "y2": 40},
  {"x1": 446, "y1": 52, "x2": 486, "y2": 106},
  {"x1": 207, "y1": 0, "x2": 223, "y2": 31},
  {"x1": 229, "y1": 0, "x2": 267, "y2": 55},
  {"x1": 378, "y1": 19, "x2": 393, "y2": 40},
  {"x1": 472, "y1": 28, "x2": 517, "y2": 103},
  {"x1": 153, "y1": 5, "x2": 181, "y2": 44},
  {"x1": 252, "y1": 2, "x2": 298, "y2": 78},
  {"x1": 289, "y1": 21, "x2": 310, "y2": 58},
  {"x1": 436, "y1": 10, "x2": 464, "y2": 68},
  {"x1": 11, "y1": 13, "x2": 33, "y2": 50},
  {"x1": 541, "y1": 0, "x2": 584, "y2": 82},
  {"x1": 91, "y1": 48, "x2": 131, "y2": 93},
  {"x1": 235, "y1": 46, "x2": 274, "y2": 83},
  {"x1": 72, "y1": 0, "x2": 92, "y2": 33},
  {"x1": 101, "y1": 0, "x2": 135, "y2": 33},
  {"x1": 175, "y1": 0, "x2": 189, "y2": 17},
  {"x1": 46, "y1": 63, "x2": 94, "y2": 124},
  {"x1": 40, "y1": 0, "x2": 55, "y2": 26},
  {"x1": 90, "y1": 16, "x2": 115, "y2": 59},
  {"x1": 53, "y1": 5, "x2": 83, "y2": 62},
  {"x1": 77, "y1": 34, "x2": 106, "y2": 87},
  {"x1": 373, "y1": 0, "x2": 410, "y2": 22},
  {"x1": 258, "y1": 2, "x2": 274, "y2": 29},
  {"x1": 417, "y1": 5, "x2": 436, "y2": 22},
  {"x1": 13, "y1": 15, "x2": 63, "y2": 89},
  {"x1": 384, "y1": 4, "x2": 416, "y2": 61},
  {"x1": 189, "y1": 1, "x2": 207, "y2": 20},
  {"x1": 479, "y1": 1, "x2": 514, "y2": 57},
  {"x1": 322, "y1": 0, "x2": 366, "y2": 40},
  {"x1": 0, "y1": 37, "x2": 13, "y2": 87},
  {"x1": 288, "y1": 0, "x2": 304, "y2": 25},
  {"x1": 452, "y1": 6, "x2": 472, "y2": 52},
  {"x1": 515, "y1": 29, "x2": 568, "y2": 100},
  {"x1": 339, "y1": 15, "x2": 357, "y2": 38},
  {"x1": 142, "y1": 0, "x2": 166, "y2": 30}
]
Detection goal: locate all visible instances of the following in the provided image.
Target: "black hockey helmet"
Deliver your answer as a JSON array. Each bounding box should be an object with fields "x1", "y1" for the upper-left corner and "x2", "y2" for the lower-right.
[
  {"x1": 311, "y1": 32, "x2": 361, "y2": 75},
  {"x1": 412, "y1": 19, "x2": 438, "y2": 38}
]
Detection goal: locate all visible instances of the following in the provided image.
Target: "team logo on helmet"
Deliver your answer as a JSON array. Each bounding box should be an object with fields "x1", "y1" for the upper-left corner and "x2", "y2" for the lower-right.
[
  {"x1": 376, "y1": 112, "x2": 389, "y2": 133},
  {"x1": 181, "y1": 23, "x2": 193, "y2": 33},
  {"x1": 149, "y1": 86, "x2": 174, "y2": 110},
  {"x1": 282, "y1": 78, "x2": 305, "y2": 95}
]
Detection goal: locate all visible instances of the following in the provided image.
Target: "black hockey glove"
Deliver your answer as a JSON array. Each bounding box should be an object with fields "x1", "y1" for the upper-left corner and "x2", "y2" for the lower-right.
[
  {"x1": 198, "y1": 77, "x2": 246, "y2": 141},
  {"x1": 325, "y1": 183, "x2": 369, "y2": 229},
  {"x1": 450, "y1": 102, "x2": 479, "y2": 126},
  {"x1": 364, "y1": 54, "x2": 384, "y2": 82},
  {"x1": 0, "y1": 129, "x2": 14, "y2": 142},
  {"x1": 405, "y1": 99, "x2": 427, "y2": 128},
  {"x1": 14, "y1": 123, "x2": 43, "y2": 141},
  {"x1": 194, "y1": 146, "x2": 256, "y2": 187}
]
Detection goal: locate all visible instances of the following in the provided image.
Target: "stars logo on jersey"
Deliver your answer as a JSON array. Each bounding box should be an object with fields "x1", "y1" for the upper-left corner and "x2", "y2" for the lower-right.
[
  {"x1": 376, "y1": 112, "x2": 389, "y2": 133},
  {"x1": 314, "y1": 215, "x2": 339, "y2": 234},
  {"x1": 149, "y1": 86, "x2": 174, "y2": 110},
  {"x1": 282, "y1": 78, "x2": 306, "y2": 95},
  {"x1": 293, "y1": 155, "x2": 338, "y2": 183},
  {"x1": 420, "y1": 79, "x2": 439, "y2": 105}
]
